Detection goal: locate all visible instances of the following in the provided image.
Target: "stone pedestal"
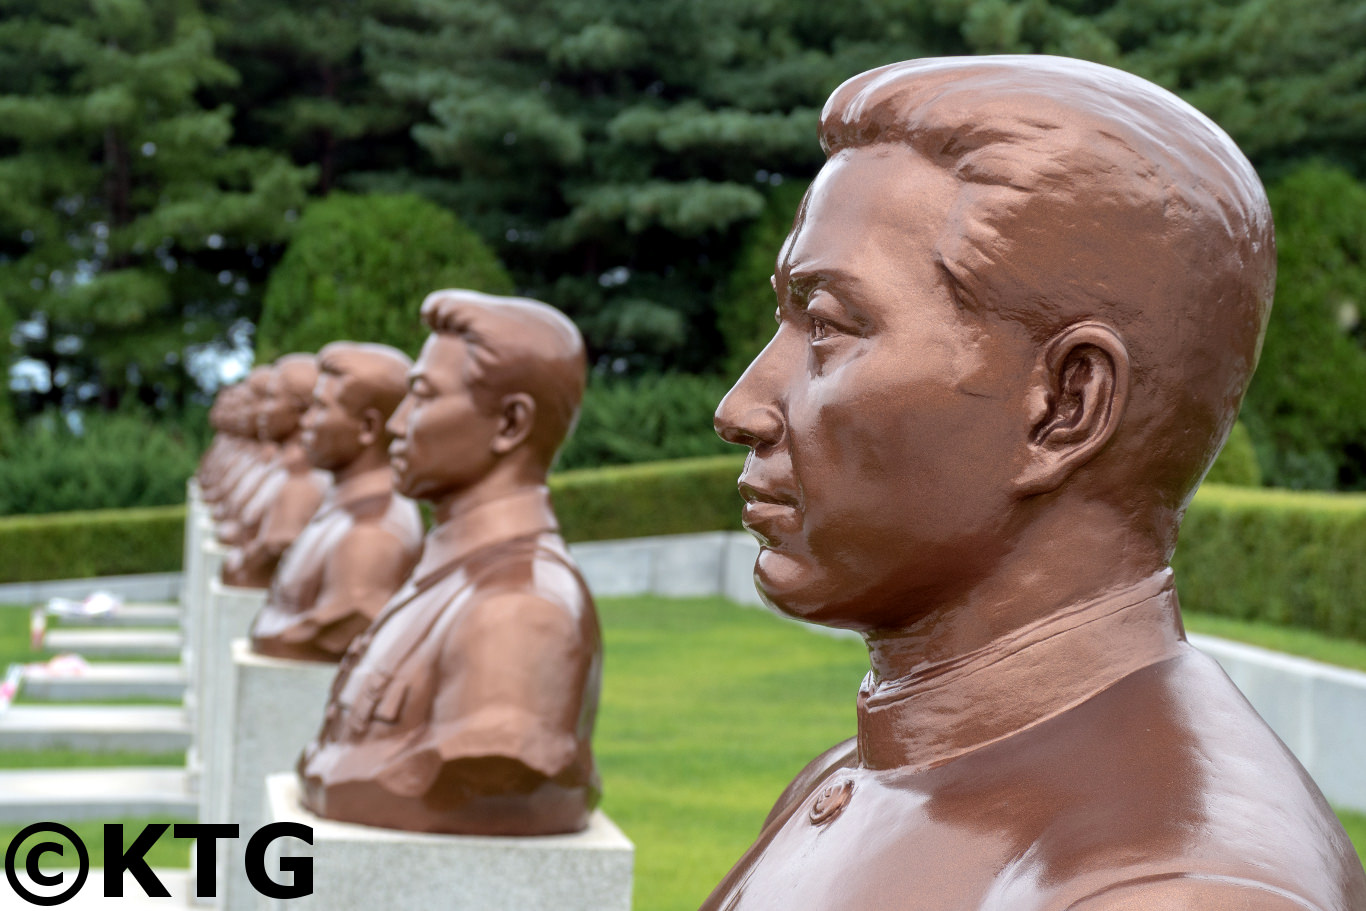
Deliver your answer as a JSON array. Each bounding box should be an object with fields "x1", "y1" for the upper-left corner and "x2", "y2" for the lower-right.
[
  {"x1": 261, "y1": 774, "x2": 635, "y2": 911},
  {"x1": 219, "y1": 642, "x2": 336, "y2": 911},
  {"x1": 185, "y1": 537, "x2": 226, "y2": 803},
  {"x1": 196, "y1": 582, "x2": 267, "y2": 866}
]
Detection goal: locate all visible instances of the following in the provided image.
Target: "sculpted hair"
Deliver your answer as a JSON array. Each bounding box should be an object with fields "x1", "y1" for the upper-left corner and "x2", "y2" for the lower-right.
[
  {"x1": 420, "y1": 289, "x2": 587, "y2": 468},
  {"x1": 817, "y1": 55, "x2": 1276, "y2": 526},
  {"x1": 317, "y1": 341, "x2": 413, "y2": 421}
]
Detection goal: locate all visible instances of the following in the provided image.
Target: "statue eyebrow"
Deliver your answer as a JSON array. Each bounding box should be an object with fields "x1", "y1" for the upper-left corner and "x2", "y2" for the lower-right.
[{"x1": 785, "y1": 269, "x2": 859, "y2": 308}]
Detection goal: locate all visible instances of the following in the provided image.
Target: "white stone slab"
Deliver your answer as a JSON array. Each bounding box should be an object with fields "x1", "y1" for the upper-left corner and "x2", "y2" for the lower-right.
[
  {"x1": 569, "y1": 538, "x2": 656, "y2": 596},
  {"x1": 197, "y1": 584, "x2": 267, "y2": 843},
  {"x1": 52, "y1": 603, "x2": 183, "y2": 628},
  {"x1": 569, "y1": 531, "x2": 736, "y2": 598},
  {"x1": 0, "y1": 573, "x2": 183, "y2": 606},
  {"x1": 0, "y1": 705, "x2": 190, "y2": 752},
  {"x1": 720, "y1": 533, "x2": 763, "y2": 607},
  {"x1": 43, "y1": 629, "x2": 183, "y2": 660},
  {"x1": 262, "y1": 774, "x2": 634, "y2": 911},
  {"x1": 22, "y1": 662, "x2": 186, "y2": 701},
  {"x1": 650, "y1": 531, "x2": 730, "y2": 597},
  {"x1": 219, "y1": 641, "x2": 336, "y2": 911},
  {"x1": 0, "y1": 767, "x2": 195, "y2": 822}
]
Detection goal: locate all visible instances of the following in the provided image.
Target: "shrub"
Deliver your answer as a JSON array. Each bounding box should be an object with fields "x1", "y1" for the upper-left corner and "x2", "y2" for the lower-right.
[
  {"x1": 0, "y1": 505, "x2": 185, "y2": 582},
  {"x1": 715, "y1": 182, "x2": 807, "y2": 378},
  {"x1": 1176, "y1": 484, "x2": 1366, "y2": 641},
  {"x1": 255, "y1": 193, "x2": 513, "y2": 360},
  {"x1": 5, "y1": 455, "x2": 1365, "y2": 649},
  {"x1": 550, "y1": 455, "x2": 744, "y2": 542},
  {"x1": 556, "y1": 373, "x2": 737, "y2": 470},
  {"x1": 1242, "y1": 163, "x2": 1366, "y2": 490},
  {"x1": 0, "y1": 411, "x2": 201, "y2": 516},
  {"x1": 1204, "y1": 420, "x2": 1262, "y2": 487}
]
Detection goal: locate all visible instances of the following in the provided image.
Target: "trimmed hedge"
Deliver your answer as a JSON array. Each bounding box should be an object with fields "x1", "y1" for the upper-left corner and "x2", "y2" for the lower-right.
[
  {"x1": 0, "y1": 505, "x2": 186, "y2": 583},
  {"x1": 1, "y1": 460, "x2": 1362, "y2": 646},
  {"x1": 1174, "y1": 483, "x2": 1366, "y2": 641},
  {"x1": 550, "y1": 455, "x2": 744, "y2": 543}
]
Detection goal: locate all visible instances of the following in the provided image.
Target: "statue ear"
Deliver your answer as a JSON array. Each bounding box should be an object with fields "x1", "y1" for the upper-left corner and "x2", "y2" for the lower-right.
[
  {"x1": 491, "y1": 393, "x2": 536, "y2": 455},
  {"x1": 1015, "y1": 322, "x2": 1130, "y2": 496},
  {"x1": 356, "y1": 408, "x2": 385, "y2": 448}
]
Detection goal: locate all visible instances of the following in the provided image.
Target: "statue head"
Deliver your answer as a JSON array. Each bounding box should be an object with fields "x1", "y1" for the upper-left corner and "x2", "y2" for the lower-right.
[
  {"x1": 301, "y1": 342, "x2": 414, "y2": 473},
  {"x1": 239, "y1": 367, "x2": 274, "y2": 440},
  {"x1": 715, "y1": 55, "x2": 1274, "y2": 631},
  {"x1": 387, "y1": 289, "x2": 586, "y2": 509},
  {"x1": 257, "y1": 353, "x2": 319, "y2": 444}
]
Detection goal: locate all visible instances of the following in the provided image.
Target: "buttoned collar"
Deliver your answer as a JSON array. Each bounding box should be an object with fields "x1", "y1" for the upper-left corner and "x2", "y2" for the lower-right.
[
  {"x1": 857, "y1": 570, "x2": 1185, "y2": 772},
  {"x1": 319, "y1": 464, "x2": 397, "y2": 513}
]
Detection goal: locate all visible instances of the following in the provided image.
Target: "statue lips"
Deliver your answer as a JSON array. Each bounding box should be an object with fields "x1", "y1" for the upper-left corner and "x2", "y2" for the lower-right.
[
  {"x1": 387, "y1": 442, "x2": 410, "y2": 478},
  {"x1": 738, "y1": 476, "x2": 802, "y2": 546}
]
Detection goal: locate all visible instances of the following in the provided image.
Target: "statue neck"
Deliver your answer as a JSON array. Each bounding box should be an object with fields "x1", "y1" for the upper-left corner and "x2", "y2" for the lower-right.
[{"x1": 856, "y1": 571, "x2": 1185, "y2": 771}]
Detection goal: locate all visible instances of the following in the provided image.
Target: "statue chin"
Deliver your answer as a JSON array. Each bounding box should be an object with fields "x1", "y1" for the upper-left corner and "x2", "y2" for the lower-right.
[{"x1": 753, "y1": 548, "x2": 857, "y2": 630}]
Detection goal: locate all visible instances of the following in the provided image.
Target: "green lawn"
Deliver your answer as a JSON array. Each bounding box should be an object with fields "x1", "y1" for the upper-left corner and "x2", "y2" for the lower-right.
[
  {"x1": 0, "y1": 597, "x2": 1363, "y2": 906},
  {"x1": 1184, "y1": 610, "x2": 1366, "y2": 672}
]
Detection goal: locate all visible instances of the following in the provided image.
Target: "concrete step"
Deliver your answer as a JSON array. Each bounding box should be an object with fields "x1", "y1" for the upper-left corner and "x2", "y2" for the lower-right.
[
  {"x1": 8, "y1": 868, "x2": 192, "y2": 908},
  {"x1": 0, "y1": 767, "x2": 196, "y2": 822},
  {"x1": 0, "y1": 706, "x2": 191, "y2": 752},
  {"x1": 43, "y1": 629, "x2": 183, "y2": 660},
  {"x1": 50, "y1": 603, "x2": 182, "y2": 628},
  {"x1": 22, "y1": 663, "x2": 187, "y2": 701}
]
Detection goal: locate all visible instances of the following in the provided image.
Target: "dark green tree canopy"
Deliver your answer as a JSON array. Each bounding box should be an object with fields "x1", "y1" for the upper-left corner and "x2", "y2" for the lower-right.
[
  {"x1": 0, "y1": 0, "x2": 314, "y2": 414},
  {"x1": 1241, "y1": 163, "x2": 1366, "y2": 489},
  {"x1": 255, "y1": 192, "x2": 512, "y2": 360}
]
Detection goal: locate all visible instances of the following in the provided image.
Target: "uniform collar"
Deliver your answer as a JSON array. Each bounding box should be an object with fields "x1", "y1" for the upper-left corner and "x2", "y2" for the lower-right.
[
  {"x1": 323, "y1": 464, "x2": 397, "y2": 512},
  {"x1": 857, "y1": 570, "x2": 1185, "y2": 772},
  {"x1": 409, "y1": 485, "x2": 559, "y2": 587}
]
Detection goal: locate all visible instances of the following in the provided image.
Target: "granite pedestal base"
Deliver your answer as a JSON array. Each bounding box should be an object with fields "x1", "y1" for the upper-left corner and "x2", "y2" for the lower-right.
[
  {"x1": 262, "y1": 774, "x2": 635, "y2": 911},
  {"x1": 220, "y1": 642, "x2": 336, "y2": 911},
  {"x1": 197, "y1": 582, "x2": 267, "y2": 888}
]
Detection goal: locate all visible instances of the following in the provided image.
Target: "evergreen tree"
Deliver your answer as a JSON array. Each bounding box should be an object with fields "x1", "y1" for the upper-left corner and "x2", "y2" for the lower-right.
[
  {"x1": 1242, "y1": 163, "x2": 1366, "y2": 490},
  {"x1": 0, "y1": 0, "x2": 314, "y2": 416},
  {"x1": 204, "y1": 0, "x2": 423, "y2": 195},
  {"x1": 363, "y1": 0, "x2": 976, "y2": 371}
]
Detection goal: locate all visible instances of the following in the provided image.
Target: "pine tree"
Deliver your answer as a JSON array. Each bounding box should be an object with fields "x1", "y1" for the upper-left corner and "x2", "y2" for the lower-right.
[
  {"x1": 204, "y1": 0, "x2": 423, "y2": 195},
  {"x1": 0, "y1": 0, "x2": 315, "y2": 416}
]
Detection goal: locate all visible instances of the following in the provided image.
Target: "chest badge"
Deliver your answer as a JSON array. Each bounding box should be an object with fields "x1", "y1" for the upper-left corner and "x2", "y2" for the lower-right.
[{"x1": 809, "y1": 776, "x2": 855, "y2": 825}]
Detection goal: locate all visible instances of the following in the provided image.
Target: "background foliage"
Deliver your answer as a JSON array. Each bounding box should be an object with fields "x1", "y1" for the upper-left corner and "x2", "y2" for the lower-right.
[
  {"x1": 1, "y1": 0, "x2": 1365, "y2": 494},
  {"x1": 1240, "y1": 163, "x2": 1366, "y2": 490},
  {"x1": 0, "y1": 410, "x2": 203, "y2": 515},
  {"x1": 254, "y1": 192, "x2": 512, "y2": 360}
]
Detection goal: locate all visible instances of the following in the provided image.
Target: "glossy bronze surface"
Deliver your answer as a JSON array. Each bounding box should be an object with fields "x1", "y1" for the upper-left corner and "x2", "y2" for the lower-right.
[
  {"x1": 250, "y1": 342, "x2": 423, "y2": 662},
  {"x1": 221, "y1": 353, "x2": 330, "y2": 589},
  {"x1": 708, "y1": 55, "x2": 1366, "y2": 910},
  {"x1": 208, "y1": 367, "x2": 276, "y2": 518},
  {"x1": 298, "y1": 290, "x2": 601, "y2": 836}
]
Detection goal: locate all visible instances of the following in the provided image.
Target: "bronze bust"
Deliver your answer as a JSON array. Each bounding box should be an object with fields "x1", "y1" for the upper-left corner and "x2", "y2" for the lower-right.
[
  {"x1": 208, "y1": 368, "x2": 276, "y2": 519},
  {"x1": 708, "y1": 56, "x2": 1366, "y2": 910},
  {"x1": 250, "y1": 342, "x2": 423, "y2": 662},
  {"x1": 297, "y1": 290, "x2": 602, "y2": 836},
  {"x1": 221, "y1": 353, "x2": 331, "y2": 589}
]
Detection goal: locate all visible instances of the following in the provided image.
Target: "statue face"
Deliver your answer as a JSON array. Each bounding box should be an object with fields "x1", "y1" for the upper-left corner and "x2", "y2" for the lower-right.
[
  {"x1": 715, "y1": 147, "x2": 1035, "y2": 631},
  {"x1": 257, "y1": 377, "x2": 302, "y2": 443},
  {"x1": 386, "y1": 333, "x2": 500, "y2": 505},
  {"x1": 301, "y1": 374, "x2": 365, "y2": 472}
]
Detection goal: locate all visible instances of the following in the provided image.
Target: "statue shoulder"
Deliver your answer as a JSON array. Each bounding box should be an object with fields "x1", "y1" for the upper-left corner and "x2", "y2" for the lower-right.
[
  {"x1": 763, "y1": 737, "x2": 858, "y2": 830},
  {"x1": 1062, "y1": 875, "x2": 1330, "y2": 911}
]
